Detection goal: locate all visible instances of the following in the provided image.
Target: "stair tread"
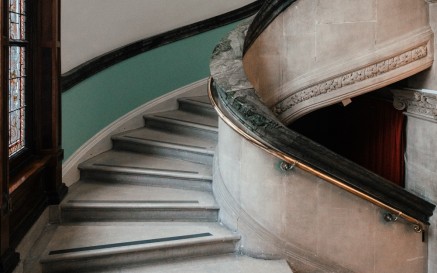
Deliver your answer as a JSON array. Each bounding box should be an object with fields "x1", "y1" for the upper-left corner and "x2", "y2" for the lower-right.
[
  {"x1": 79, "y1": 150, "x2": 212, "y2": 179},
  {"x1": 177, "y1": 96, "x2": 216, "y2": 114},
  {"x1": 41, "y1": 222, "x2": 239, "y2": 262},
  {"x1": 62, "y1": 181, "x2": 218, "y2": 209},
  {"x1": 109, "y1": 254, "x2": 293, "y2": 273},
  {"x1": 112, "y1": 127, "x2": 216, "y2": 153},
  {"x1": 178, "y1": 95, "x2": 213, "y2": 105},
  {"x1": 147, "y1": 109, "x2": 218, "y2": 130}
]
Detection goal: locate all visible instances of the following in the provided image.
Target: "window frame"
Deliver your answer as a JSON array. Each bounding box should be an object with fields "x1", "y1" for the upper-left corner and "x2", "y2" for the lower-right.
[
  {"x1": 0, "y1": 2, "x2": 66, "y2": 270},
  {"x1": 6, "y1": 0, "x2": 36, "y2": 175}
]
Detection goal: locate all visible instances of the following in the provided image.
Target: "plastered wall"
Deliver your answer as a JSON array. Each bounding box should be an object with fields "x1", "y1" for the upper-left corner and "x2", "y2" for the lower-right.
[{"x1": 61, "y1": 0, "x2": 255, "y2": 73}]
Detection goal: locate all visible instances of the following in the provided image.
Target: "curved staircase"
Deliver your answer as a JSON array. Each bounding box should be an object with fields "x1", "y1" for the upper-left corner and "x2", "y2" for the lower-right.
[
  {"x1": 35, "y1": 95, "x2": 293, "y2": 272},
  {"x1": 22, "y1": 1, "x2": 435, "y2": 272}
]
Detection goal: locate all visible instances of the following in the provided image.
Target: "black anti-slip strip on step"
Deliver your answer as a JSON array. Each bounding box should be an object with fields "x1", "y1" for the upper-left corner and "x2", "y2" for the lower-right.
[
  {"x1": 152, "y1": 115, "x2": 216, "y2": 128},
  {"x1": 183, "y1": 98, "x2": 212, "y2": 105},
  {"x1": 49, "y1": 232, "x2": 213, "y2": 255},
  {"x1": 67, "y1": 200, "x2": 200, "y2": 204},
  {"x1": 123, "y1": 136, "x2": 208, "y2": 149},
  {"x1": 92, "y1": 163, "x2": 199, "y2": 174}
]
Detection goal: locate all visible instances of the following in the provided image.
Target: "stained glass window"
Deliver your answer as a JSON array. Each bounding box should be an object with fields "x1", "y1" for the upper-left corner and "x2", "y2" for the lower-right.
[
  {"x1": 9, "y1": 0, "x2": 25, "y2": 41},
  {"x1": 8, "y1": 0, "x2": 27, "y2": 156}
]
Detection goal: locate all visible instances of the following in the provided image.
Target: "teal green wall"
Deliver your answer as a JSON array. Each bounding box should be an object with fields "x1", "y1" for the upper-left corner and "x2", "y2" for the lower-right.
[{"x1": 62, "y1": 23, "x2": 238, "y2": 161}]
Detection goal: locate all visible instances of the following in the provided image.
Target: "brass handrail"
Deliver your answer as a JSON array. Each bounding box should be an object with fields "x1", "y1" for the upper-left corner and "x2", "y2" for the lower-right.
[{"x1": 208, "y1": 77, "x2": 427, "y2": 233}]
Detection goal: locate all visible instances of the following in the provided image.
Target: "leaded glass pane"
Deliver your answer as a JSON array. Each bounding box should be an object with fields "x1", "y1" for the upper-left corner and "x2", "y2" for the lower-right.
[
  {"x1": 8, "y1": 0, "x2": 27, "y2": 156},
  {"x1": 9, "y1": 0, "x2": 26, "y2": 40},
  {"x1": 8, "y1": 46, "x2": 26, "y2": 156}
]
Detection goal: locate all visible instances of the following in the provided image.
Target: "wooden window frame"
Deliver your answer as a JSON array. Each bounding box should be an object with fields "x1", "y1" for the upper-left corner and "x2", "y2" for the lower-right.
[
  {"x1": 7, "y1": 0, "x2": 35, "y2": 174},
  {"x1": 0, "y1": 1, "x2": 67, "y2": 272}
]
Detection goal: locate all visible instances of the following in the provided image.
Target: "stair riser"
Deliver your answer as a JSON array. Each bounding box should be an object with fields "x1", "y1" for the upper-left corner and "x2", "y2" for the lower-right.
[
  {"x1": 60, "y1": 208, "x2": 219, "y2": 222},
  {"x1": 113, "y1": 140, "x2": 214, "y2": 165},
  {"x1": 144, "y1": 117, "x2": 218, "y2": 141},
  {"x1": 178, "y1": 100, "x2": 218, "y2": 118},
  {"x1": 41, "y1": 240, "x2": 238, "y2": 273},
  {"x1": 80, "y1": 170, "x2": 212, "y2": 192}
]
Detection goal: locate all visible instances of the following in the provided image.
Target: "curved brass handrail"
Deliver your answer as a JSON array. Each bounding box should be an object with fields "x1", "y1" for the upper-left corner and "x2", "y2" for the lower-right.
[
  {"x1": 208, "y1": 77, "x2": 427, "y2": 233},
  {"x1": 209, "y1": 12, "x2": 434, "y2": 234}
]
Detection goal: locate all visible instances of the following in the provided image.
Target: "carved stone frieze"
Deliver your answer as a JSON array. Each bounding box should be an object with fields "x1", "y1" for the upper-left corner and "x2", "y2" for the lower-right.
[
  {"x1": 273, "y1": 44, "x2": 429, "y2": 116},
  {"x1": 392, "y1": 88, "x2": 437, "y2": 119}
]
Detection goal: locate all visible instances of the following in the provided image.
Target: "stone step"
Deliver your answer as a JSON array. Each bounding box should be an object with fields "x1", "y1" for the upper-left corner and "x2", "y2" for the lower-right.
[
  {"x1": 144, "y1": 109, "x2": 218, "y2": 140},
  {"x1": 60, "y1": 181, "x2": 219, "y2": 222},
  {"x1": 78, "y1": 150, "x2": 213, "y2": 192},
  {"x1": 177, "y1": 96, "x2": 217, "y2": 117},
  {"x1": 112, "y1": 127, "x2": 216, "y2": 165},
  {"x1": 40, "y1": 222, "x2": 240, "y2": 273},
  {"x1": 104, "y1": 254, "x2": 294, "y2": 273}
]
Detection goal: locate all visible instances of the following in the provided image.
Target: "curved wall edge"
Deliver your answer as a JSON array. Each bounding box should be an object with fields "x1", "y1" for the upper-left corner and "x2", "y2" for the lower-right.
[
  {"x1": 62, "y1": 23, "x2": 238, "y2": 166},
  {"x1": 62, "y1": 78, "x2": 208, "y2": 187},
  {"x1": 61, "y1": 1, "x2": 262, "y2": 91},
  {"x1": 242, "y1": 0, "x2": 433, "y2": 123}
]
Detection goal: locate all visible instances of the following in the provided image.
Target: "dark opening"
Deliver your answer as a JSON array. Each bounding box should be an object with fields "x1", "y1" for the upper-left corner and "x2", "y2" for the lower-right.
[{"x1": 289, "y1": 89, "x2": 405, "y2": 187}]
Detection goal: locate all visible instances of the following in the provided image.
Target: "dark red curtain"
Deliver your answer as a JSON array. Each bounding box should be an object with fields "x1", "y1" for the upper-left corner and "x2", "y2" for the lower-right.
[{"x1": 290, "y1": 94, "x2": 405, "y2": 187}]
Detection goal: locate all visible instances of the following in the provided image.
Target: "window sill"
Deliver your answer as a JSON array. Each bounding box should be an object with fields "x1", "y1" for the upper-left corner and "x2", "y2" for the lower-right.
[{"x1": 9, "y1": 155, "x2": 51, "y2": 193}]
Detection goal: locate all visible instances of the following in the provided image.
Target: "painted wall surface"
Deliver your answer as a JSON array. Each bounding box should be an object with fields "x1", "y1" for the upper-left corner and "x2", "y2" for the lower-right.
[
  {"x1": 61, "y1": 0, "x2": 255, "y2": 73},
  {"x1": 62, "y1": 23, "x2": 238, "y2": 161}
]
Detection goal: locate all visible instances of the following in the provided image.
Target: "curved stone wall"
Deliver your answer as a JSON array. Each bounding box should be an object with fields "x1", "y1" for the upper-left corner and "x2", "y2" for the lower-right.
[
  {"x1": 214, "y1": 119, "x2": 427, "y2": 273},
  {"x1": 243, "y1": 0, "x2": 434, "y2": 123}
]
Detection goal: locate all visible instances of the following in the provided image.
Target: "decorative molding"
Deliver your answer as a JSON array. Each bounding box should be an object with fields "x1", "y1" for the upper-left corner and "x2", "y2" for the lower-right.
[
  {"x1": 392, "y1": 88, "x2": 437, "y2": 120},
  {"x1": 61, "y1": 1, "x2": 262, "y2": 92},
  {"x1": 273, "y1": 44, "x2": 429, "y2": 116},
  {"x1": 209, "y1": 21, "x2": 435, "y2": 226}
]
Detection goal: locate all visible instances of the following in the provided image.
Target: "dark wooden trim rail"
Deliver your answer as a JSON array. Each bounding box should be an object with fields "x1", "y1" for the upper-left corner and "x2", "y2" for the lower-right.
[
  {"x1": 61, "y1": 1, "x2": 263, "y2": 92},
  {"x1": 243, "y1": 0, "x2": 296, "y2": 55}
]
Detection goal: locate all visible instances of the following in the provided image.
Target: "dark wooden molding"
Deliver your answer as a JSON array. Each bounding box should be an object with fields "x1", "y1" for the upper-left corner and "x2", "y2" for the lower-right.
[
  {"x1": 10, "y1": 181, "x2": 47, "y2": 248},
  {"x1": 61, "y1": 1, "x2": 263, "y2": 92},
  {"x1": 46, "y1": 149, "x2": 68, "y2": 205},
  {"x1": 0, "y1": 248, "x2": 19, "y2": 273},
  {"x1": 243, "y1": 0, "x2": 296, "y2": 55},
  {"x1": 0, "y1": 1, "x2": 64, "y2": 271}
]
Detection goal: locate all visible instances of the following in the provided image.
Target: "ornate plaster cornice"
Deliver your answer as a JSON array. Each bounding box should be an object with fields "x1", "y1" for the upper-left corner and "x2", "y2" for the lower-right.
[
  {"x1": 392, "y1": 88, "x2": 437, "y2": 120},
  {"x1": 273, "y1": 44, "x2": 429, "y2": 117}
]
